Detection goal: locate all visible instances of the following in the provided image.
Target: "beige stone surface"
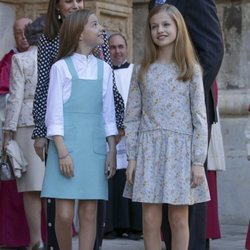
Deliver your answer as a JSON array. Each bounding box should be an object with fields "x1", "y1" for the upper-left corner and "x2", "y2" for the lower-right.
[
  {"x1": 0, "y1": 0, "x2": 133, "y2": 60},
  {"x1": 85, "y1": 0, "x2": 133, "y2": 60}
]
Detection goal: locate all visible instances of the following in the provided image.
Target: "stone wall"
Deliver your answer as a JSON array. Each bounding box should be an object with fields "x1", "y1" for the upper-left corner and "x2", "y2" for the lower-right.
[{"x1": 0, "y1": 0, "x2": 133, "y2": 59}]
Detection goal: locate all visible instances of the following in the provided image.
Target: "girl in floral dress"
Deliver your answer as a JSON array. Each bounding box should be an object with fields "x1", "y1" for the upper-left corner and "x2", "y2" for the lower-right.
[{"x1": 124, "y1": 4, "x2": 210, "y2": 250}]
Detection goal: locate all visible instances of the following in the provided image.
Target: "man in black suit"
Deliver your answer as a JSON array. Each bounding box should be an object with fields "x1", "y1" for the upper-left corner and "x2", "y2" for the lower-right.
[{"x1": 148, "y1": 1, "x2": 224, "y2": 249}]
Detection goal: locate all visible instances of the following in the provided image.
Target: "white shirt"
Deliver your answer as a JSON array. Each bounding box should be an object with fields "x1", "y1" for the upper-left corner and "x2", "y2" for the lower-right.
[
  {"x1": 114, "y1": 63, "x2": 134, "y2": 169},
  {"x1": 114, "y1": 64, "x2": 134, "y2": 108},
  {"x1": 45, "y1": 53, "x2": 117, "y2": 138}
]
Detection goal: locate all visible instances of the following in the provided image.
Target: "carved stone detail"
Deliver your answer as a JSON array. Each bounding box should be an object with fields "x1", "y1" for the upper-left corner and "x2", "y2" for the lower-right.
[{"x1": 85, "y1": 0, "x2": 133, "y2": 60}]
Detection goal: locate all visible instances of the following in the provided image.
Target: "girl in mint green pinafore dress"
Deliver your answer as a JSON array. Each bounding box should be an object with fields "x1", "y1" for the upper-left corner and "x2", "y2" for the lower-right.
[{"x1": 41, "y1": 57, "x2": 109, "y2": 200}]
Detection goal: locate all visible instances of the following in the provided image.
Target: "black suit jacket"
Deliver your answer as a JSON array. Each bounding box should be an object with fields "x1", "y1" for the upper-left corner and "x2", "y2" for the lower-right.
[{"x1": 149, "y1": 0, "x2": 224, "y2": 125}]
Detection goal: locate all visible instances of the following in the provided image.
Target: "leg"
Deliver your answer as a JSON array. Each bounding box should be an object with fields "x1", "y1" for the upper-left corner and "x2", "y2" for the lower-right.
[
  {"x1": 55, "y1": 199, "x2": 74, "y2": 250},
  {"x1": 161, "y1": 204, "x2": 172, "y2": 250},
  {"x1": 168, "y1": 205, "x2": 189, "y2": 250},
  {"x1": 23, "y1": 192, "x2": 43, "y2": 248},
  {"x1": 78, "y1": 200, "x2": 98, "y2": 250},
  {"x1": 142, "y1": 203, "x2": 162, "y2": 250}
]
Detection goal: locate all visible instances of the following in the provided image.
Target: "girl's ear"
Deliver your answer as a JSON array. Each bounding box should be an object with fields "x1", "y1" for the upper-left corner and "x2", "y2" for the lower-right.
[{"x1": 79, "y1": 31, "x2": 84, "y2": 41}]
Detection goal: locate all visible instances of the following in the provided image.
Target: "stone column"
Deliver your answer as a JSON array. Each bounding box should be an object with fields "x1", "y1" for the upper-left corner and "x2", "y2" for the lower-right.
[
  {"x1": 216, "y1": 0, "x2": 250, "y2": 116},
  {"x1": 133, "y1": 0, "x2": 149, "y2": 64},
  {"x1": 85, "y1": 0, "x2": 133, "y2": 60}
]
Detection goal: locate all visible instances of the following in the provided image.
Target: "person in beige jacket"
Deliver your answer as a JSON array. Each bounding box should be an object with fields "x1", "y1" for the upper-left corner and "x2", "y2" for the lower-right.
[{"x1": 3, "y1": 17, "x2": 46, "y2": 250}]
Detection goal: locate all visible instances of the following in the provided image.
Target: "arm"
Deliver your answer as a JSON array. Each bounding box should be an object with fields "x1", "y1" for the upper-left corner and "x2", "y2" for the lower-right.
[
  {"x1": 185, "y1": 0, "x2": 224, "y2": 94},
  {"x1": 106, "y1": 135, "x2": 116, "y2": 179},
  {"x1": 190, "y1": 65, "x2": 208, "y2": 166},
  {"x1": 45, "y1": 63, "x2": 64, "y2": 138},
  {"x1": 3, "y1": 56, "x2": 25, "y2": 148},
  {"x1": 190, "y1": 65, "x2": 208, "y2": 187},
  {"x1": 124, "y1": 65, "x2": 142, "y2": 161},
  {"x1": 53, "y1": 135, "x2": 74, "y2": 178},
  {"x1": 32, "y1": 34, "x2": 59, "y2": 139},
  {"x1": 103, "y1": 63, "x2": 118, "y2": 178},
  {"x1": 3, "y1": 55, "x2": 25, "y2": 132},
  {"x1": 100, "y1": 32, "x2": 125, "y2": 129}
]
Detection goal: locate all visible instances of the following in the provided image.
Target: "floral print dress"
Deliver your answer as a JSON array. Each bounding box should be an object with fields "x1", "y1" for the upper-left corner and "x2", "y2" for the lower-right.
[{"x1": 123, "y1": 63, "x2": 210, "y2": 205}]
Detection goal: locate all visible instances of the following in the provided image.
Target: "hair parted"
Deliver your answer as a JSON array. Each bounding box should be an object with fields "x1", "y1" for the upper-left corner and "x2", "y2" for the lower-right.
[
  {"x1": 139, "y1": 4, "x2": 199, "y2": 83},
  {"x1": 57, "y1": 9, "x2": 94, "y2": 61}
]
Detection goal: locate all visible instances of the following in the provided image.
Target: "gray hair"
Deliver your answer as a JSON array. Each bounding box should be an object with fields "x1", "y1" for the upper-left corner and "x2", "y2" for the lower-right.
[{"x1": 24, "y1": 16, "x2": 45, "y2": 46}]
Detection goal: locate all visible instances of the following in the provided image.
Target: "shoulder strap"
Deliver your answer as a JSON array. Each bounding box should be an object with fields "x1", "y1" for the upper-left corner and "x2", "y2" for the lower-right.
[
  {"x1": 97, "y1": 59, "x2": 103, "y2": 80},
  {"x1": 64, "y1": 57, "x2": 79, "y2": 79}
]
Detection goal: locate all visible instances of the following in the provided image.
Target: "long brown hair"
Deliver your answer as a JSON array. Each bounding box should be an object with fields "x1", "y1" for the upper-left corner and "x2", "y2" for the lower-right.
[
  {"x1": 44, "y1": 0, "x2": 61, "y2": 39},
  {"x1": 139, "y1": 4, "x2": 199, "y2": 82},
  {"x1": 57, "y1": 9, "x2": 94, "y2": 61}
]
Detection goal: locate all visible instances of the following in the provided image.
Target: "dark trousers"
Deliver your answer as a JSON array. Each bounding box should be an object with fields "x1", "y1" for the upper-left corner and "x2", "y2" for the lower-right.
[{"x1": 46, "y1": 199, "x2": 106, "y2": 250}]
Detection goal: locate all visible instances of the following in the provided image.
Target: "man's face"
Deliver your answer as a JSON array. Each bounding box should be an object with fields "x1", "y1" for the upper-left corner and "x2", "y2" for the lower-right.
[
  {"x1": 14, "y1": 18, "x2": 32, "y2": 52},
  {"x1": 109, "y1": 35, "x2": 128, "y2": 66}
]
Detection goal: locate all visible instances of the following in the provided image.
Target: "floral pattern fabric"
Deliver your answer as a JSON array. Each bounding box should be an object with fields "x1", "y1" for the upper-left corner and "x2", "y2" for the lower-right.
[
  {"x1": 123, "y1": 63, "x2": 210, "y2": 205},
  {"x1": 3, "y1": 47, "x2": 37, "y2": 131}
]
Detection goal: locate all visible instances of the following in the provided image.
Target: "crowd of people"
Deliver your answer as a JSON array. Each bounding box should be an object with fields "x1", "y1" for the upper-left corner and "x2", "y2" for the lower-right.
[{"x1": 0, "y1": 0, "x2": 249, "y2": 250}]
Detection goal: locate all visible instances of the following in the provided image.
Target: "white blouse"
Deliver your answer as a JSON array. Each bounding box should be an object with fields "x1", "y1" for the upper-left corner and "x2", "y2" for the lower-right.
[{"x1": 45, "y1": 53, "x2": 117, "y2": 138}]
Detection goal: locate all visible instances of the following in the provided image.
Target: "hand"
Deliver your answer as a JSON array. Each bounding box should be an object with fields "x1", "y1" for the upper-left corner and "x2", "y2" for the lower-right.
[
  {"x1": 105, "y1": 150, "x2": 117, "y2": 179},
  {"x1": 2, "y1": 130, "x2": 13, "y2": 151},
  {"x1": 191, "y1": 165, "x2": 205, "y2": 188},
  {"x1": 126, "y1": 160, "x2": 136, "y2": 185},
  {"x1": 115, "y1": 129, "x2": 125, "y2": 145},
  {"x1": 59, "y1": 154, "x2": 74, "y2": 178},
  {"x1": 34, "y1": 138, "x2": 48, "y2": 161}
]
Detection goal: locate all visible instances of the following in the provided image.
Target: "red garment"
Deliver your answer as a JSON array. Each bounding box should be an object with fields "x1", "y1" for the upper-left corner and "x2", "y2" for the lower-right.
[
  {"x1": 206, "y1": 171, "x2": 221, "y2": 239},
  {"x1": 0, "y1": 50, "x2": 15, "y2": 94},
  {"x1": 246, "y1": 222, "x2": 250, "y2": 249},
  {"x1": 0, "y1": 181, "x2": 29, "y2": 247},
  {"x1": 0, "y1": 181, "x2": 47, "y2": 247}
]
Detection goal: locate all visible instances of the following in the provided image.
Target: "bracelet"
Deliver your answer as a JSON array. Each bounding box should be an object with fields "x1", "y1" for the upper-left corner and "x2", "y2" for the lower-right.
[{"x1": 58, "y1": 153, "x2": 69, "y2": 160}]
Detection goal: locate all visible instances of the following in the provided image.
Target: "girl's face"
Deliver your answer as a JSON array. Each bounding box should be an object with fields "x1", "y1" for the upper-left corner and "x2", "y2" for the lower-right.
[
  {"x1": 57, "y1": 0, "x2": 84, "y2": 17},
  {"x1": 80, "y1": 14, "x2": 104, "y2": 48},
  {"x1": 150, "y1": 11, "x2": 177, "y2": 49}
]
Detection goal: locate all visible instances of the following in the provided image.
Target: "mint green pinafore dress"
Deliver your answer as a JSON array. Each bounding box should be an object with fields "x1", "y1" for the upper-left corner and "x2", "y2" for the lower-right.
[{"x1": 41, "y1": 57, "x2": 108, "y2": 200}]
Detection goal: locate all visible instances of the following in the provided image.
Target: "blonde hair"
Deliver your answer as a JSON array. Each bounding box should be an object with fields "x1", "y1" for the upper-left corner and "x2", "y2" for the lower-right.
[
  {"x1": 139, "y1": 4, "x2": 199, "y2": 82},
  {"x1": 57, "y1": 9, "x2": 94, "y2": 61}
]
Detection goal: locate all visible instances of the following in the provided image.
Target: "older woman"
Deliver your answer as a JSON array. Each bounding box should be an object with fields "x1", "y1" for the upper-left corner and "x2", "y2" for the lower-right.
[{"x1": 3, "y1": 16, "x2": 46, "y2": 250}]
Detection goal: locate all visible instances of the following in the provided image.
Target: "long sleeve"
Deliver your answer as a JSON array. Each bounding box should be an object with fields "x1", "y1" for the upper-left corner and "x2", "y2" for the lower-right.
[
  {"x1": 102, "y1": 65, "x2": 118, "y2": 137},
  {"x1": 100, "y1": 32, "x2": 125, "y2": 129},
  {"x1": 124, "y1": 66, "x2": 142, "y2": 160},
  {"x1": 3, "y1": 56, "x2": 25, "y2": 131},
  {"x1": 32, "y1": 34, "x2": 59, "y2": 139},
  {"x1": 45, "y1": 63, "x2": 64, "y2": 137},
  {"x1": 190, "y1": 65, "x2": 208, "y2": 166},
  {"x1": 185, "y1": 0, "x2": 224, "y2": 94}
]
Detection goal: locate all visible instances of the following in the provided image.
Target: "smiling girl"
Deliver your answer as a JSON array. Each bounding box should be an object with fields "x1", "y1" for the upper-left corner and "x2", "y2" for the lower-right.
[
  {"x1": 124, "y1": 4, "x2": 210, "y2": 250},
  {"x1": 41, "y1": 10, "x2": 117, "y2": 250}
]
